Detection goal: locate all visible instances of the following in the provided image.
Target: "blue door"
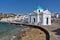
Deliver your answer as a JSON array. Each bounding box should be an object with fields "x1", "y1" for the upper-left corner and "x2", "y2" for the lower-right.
[{"x1": 46, "y1": 18, "x2": 48, "y2": 24}]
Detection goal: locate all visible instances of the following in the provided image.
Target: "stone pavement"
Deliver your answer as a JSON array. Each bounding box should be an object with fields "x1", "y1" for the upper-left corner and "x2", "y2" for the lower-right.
[{"x1": 41, "y1": 23, "x2": 60, "y2": 40}]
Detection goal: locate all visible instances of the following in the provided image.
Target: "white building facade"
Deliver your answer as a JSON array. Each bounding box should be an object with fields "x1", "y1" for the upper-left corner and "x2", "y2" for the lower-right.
[{"x1": 28, "y1": 6, "x2": 51, "y2": 25}]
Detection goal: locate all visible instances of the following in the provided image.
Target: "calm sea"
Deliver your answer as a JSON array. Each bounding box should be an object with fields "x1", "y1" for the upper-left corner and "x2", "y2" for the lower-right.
[{"x1": 0, "y1": 22, "x2": 23, "y2": 40}]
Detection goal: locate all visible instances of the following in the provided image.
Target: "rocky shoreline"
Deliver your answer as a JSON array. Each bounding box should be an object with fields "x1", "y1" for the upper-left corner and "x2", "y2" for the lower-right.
[{"x1": 10, "y1": 26, "x2": 46, "y2": 40}]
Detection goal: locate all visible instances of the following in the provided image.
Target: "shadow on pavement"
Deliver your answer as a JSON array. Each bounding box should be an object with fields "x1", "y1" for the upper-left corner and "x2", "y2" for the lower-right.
[{"x1": 52, "y1": 28, "x2": 60, "y2": 35}]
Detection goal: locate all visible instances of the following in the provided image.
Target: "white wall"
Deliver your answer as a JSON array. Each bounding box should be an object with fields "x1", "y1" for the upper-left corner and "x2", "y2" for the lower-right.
[
  {"x1": 30, "y1": 16, "x2": 37, "y2": 24},
  {"x1": 43, "y1": 14, "x2": 51, "y2": 25},
  {"x1": 28, "y1": 16, "x2": 30, "y2": 23}
]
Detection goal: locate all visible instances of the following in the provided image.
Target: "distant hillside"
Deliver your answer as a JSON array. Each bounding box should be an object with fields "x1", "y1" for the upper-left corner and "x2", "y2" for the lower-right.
[
  {"x1": 0, "y1": 13, "x2": 29, "y2": 19},
  {"x1": 0, "y1": 13, "x2": 17, "y2": 19}
]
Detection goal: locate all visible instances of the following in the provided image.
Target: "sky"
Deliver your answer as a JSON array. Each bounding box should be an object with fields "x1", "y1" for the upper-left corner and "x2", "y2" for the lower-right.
[{"x1": 0, "y1": 0, "x2": 60, "y2": 14}]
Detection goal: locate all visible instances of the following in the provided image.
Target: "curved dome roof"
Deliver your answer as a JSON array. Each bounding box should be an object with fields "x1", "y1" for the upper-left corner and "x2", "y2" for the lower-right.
[{"x1": 37, "y1": 5, "x2": 42, "y2": 10}]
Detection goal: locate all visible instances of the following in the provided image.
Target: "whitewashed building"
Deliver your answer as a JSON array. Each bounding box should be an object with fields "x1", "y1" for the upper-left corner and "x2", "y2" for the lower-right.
[{"x1": 28, "y1": 6, "x2": 51, "y2": 25}]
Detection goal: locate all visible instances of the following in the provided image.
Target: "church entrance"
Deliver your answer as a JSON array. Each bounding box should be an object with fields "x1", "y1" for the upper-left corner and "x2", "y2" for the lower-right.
[{"x1": 46, "y1": 18, "x2": 48, "y2": 24}]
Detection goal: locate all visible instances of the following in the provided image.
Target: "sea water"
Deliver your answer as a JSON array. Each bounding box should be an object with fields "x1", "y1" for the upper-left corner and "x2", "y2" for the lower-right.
[{"x1": 0, "y1": 22, "x2": 23, "y2": 40}]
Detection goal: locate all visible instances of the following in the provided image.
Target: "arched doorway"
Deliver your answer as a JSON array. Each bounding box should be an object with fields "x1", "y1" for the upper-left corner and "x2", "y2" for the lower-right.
[
  {"x1": 46, "y1": 18, "x2": 48, "y2": 24},
  {"x1": 33, "y1": 18, "x2": 35, "y2": 23}
]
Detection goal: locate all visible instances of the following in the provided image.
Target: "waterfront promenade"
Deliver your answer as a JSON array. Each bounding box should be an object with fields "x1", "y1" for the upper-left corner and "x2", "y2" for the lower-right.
[
  {"x1": 0, "y1": 21, "x2": 60, "y2": 40},
  {"x1": 0, "y1": 21, "x2": 50, "y2": 40},
  {"x1": 9, "y1": 22, "x2": 60, "y2": 40}
]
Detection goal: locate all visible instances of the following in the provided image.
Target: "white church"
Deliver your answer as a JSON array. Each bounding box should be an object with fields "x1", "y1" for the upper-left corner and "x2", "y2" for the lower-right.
[{"x1": 28, "y1": 6, "x2": 51, "y2": 25}]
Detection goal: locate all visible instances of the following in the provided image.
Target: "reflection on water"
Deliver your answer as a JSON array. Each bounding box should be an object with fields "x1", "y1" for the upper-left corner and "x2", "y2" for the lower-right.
[{"x1": 0, "y1": 22, "x2": 24, "y2": 40}]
